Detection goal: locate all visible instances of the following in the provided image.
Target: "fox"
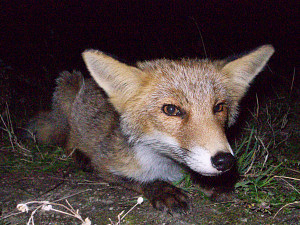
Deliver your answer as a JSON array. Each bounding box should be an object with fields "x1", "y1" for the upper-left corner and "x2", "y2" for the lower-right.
[{"x1": 27, "y1": 45, "x2": 274, "y2": 213}]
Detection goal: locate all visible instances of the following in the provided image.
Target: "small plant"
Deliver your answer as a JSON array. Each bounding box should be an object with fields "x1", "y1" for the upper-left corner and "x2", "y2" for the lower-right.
[
  {"x1": 172, "y1": 170, "x2": 194, "y2": 192},
  {"x1": 108, "y1": 197, "x2": 144, "y2": 225},
  {"x1": 0, "y1": 107, "x2": 74, "y2": 175},
  {"x1": 16, "y1": 200, "x2": 91, "y2": 225},
  {"x1": 233, "y1": 95, "x2": 299, "y2": 214}
]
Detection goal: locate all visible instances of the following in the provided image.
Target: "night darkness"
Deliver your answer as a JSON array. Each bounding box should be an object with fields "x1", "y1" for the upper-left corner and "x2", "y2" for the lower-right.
[{"x1": 0, "y1": 1, "x2": 298, "y2": 111}]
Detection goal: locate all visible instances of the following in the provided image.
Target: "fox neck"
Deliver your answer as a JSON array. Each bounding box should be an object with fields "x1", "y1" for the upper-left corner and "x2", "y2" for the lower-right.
[
  {"x1": 108, "y1": 126, "x2": 184, "y2": 182},
  {"x1": 133, "y1": 141, "x2": 184, "y2": 182}
]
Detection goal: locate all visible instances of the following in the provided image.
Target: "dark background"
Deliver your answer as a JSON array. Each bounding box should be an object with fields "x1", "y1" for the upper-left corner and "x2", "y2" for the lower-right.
[{"x1": 0, "y1": 0, "x2": 298, "y2": 109}]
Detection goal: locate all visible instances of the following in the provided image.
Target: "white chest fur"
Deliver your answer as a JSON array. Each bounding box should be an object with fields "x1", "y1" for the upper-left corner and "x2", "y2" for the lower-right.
[{"x1": 133, "y1": 142, "x2": 184, "y2": 182}]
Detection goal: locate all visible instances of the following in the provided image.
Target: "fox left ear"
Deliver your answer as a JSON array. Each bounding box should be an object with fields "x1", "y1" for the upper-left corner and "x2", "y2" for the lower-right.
[
  {"x1": 82, "y1": 50, "x2": 145, "y2": 113},
  {"x1": 221, "y1": 44, "x2": 275, "y2": 125}
]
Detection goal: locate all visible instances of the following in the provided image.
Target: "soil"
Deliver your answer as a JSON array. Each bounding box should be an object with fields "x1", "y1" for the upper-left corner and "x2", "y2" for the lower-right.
[{"x1": 1, "y1": 170, "x2": 299, "y2": 225}]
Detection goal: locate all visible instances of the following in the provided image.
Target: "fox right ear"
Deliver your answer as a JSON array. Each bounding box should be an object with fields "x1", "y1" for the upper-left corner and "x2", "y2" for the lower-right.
[
  {"x1": 82, "y1": 50, "x2": 144, "y2": 112},
  {"x1": 221, "y1": 45, "x2": 275, "y2": 125},
  {"x1": 221, "y1": 45, "x2": 275, "y2": 99}
]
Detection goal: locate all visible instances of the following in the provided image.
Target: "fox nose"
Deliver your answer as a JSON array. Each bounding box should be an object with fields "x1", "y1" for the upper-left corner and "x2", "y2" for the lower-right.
[{"x1": 211, "y1": 152, "x2": 236, "y2": 172}]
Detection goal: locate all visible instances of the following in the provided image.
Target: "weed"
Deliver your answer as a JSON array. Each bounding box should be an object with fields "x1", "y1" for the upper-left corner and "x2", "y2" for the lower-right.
[
  {"x1": 173, "y1": 171, "x2": 194, "y2": 192},
  {"x1": 108, "y1": 197, "x2": 144, "y2": 225},
  {"x1": 0, "y1": 107, "x2": 74, "y2": 175},
  {"x1": 1, "y1": 190, "x2": 93, "y2": 225},
  {"x1": 234, "y1": 95, "x2": 299, "y2": 214},
  {"x1": 15, "y1": 200, "x2": 91, "y2": 225}
]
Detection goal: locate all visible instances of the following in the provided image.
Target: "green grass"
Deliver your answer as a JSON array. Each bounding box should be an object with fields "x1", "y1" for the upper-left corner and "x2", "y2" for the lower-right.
[
  {"x1": 233, "y1": 95, "x2": 299, "y2": 214},
  {"x1": 0, "y1": 221, "x2": 11, "y2": 225},
  {"x1": 0, "y1": 111, "x2": 74, "y2": 175}
]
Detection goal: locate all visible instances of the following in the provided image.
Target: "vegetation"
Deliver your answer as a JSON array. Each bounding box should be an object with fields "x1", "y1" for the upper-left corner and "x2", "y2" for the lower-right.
[{"x1": 233, "y1": 93, "x2": 299, "y2": 217}]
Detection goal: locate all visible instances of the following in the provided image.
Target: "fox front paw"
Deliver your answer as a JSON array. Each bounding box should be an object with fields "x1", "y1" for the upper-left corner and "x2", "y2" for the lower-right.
[{"x1": 142, "y1": 181, "x2": 189, "y2": 213}]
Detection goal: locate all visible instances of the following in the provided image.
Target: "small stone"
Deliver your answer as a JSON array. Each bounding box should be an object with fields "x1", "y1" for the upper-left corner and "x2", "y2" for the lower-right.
[
  {"x1": 240, "y1": 218, "x2": 247, "y2": 222},
  {"x1": 100, "y1": 199, "x2": 114, "y2": 204}
]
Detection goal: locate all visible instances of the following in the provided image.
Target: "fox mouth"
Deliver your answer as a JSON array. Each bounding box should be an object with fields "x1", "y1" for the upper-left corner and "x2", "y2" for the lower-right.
[
  {"x1": 184, "y1": 158, "x2": 233, "y2": 177},
  {"x1": 199, "y1": 168, "x2": 231, "y2": 176},
  {"x1": 200, "y1": 173, "x2": 220, "y2": 177}
]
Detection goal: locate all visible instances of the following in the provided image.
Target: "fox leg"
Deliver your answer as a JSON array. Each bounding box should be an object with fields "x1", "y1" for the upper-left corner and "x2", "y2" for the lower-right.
[
  {"x1": 65, "y1": 136, "x2": 189, "y2": 212},
  {"x1": 66, "y1": 150, "x2": 189, "y2": 212},
  {"x1": 141, "y1": 181, "x2": 189, "y2": 213}
]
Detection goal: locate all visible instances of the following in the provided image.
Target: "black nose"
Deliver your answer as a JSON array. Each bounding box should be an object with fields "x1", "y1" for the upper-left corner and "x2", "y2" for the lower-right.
[{"x1": 211, "y1": 152, "x2": 236, "y2": 172}]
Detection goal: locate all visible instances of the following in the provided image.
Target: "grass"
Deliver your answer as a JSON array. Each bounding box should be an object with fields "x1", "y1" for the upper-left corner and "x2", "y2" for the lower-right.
[
  {"x1": 233, "y1": 95, "x2": 299, "y2": 215},
  {"x1": 0, "y1": 107, "x2": 75, "y2": 176}
]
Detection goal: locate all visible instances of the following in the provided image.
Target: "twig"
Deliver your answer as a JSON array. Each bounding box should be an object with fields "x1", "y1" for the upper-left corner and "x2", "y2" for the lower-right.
[
  {"x1": 273, "y1": 201, "x2": 299, "y2": 218},
  {"x1": 289, "y1": 67, "x2": 295, "y2": 96},
  {"x1": 108, "y1": 197, "x2": 143, "y2": 225},
  {"x1": 204, "y1": 201, "x2": 236, "y2": 207},
  {"x1": 273, "y1": 175, "x2": 300, "y2": 181},
  {"x1": 52, "y1": 189, "x2": 92, "y2": 203},
  {"x1": 15, "y1": 200, "x2": 92, "y2": 225},
  {"x1": 274, "y1": 176, "x2": 300, "y2": 195},
  {"x1": 190, "y1": 17, "x2": 207, "y2": 58}
]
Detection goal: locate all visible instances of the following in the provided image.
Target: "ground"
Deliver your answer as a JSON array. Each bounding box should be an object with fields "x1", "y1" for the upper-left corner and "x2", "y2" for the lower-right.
[{"x1": 0, "y1": 168, "x2": 299, "y2": 225}]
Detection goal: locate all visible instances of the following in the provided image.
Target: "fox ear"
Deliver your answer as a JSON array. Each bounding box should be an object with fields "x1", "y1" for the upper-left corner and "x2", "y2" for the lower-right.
[
  {"x1": 82, "y1": 50, "x2": 144, "y2": 112},
  {"x1": 221, "y1": 45, "x2": 275, "y2": 100},
  {"x1": 221, "y1": 45, "x2": 275, "y2": 125}
]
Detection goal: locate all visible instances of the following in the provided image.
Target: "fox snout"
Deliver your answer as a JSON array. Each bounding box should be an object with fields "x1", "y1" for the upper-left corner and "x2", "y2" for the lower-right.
[
  {"x1": 186, "y1": 136, "x2": 235, "y2": 176},
  {"x1": 211, "y1": 152, "x2": 236, "y2": 172}
]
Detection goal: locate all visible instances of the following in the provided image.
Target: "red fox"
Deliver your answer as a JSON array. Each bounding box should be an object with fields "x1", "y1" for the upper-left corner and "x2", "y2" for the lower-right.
[{"x1": 27, "y1": 45, "x2": 274, "y2": 212}]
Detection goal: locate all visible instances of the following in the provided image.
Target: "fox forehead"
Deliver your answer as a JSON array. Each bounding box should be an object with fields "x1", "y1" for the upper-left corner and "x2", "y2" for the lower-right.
[{"x1": 137, "y1": 58, "x2": 228, "y2": 106}]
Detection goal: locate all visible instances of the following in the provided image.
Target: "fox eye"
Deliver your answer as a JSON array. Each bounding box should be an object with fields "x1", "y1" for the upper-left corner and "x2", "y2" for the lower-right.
[
  {"x1": 162, "y1": 104, "x2": 183, "y2": 117},
  {"x1": 213, "y1": 103, "x2": 225, "y2": 113}
]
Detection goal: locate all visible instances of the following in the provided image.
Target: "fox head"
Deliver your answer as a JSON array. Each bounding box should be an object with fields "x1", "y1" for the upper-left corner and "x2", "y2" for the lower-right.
[{"x1": 82, "y1": 45, "x2": 274, "y2": 177}]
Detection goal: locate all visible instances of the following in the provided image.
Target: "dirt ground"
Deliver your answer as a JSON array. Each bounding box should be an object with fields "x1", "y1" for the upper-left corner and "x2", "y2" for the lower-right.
[{"x1": 1, "y1": 170, "x2": 299, "y2": 225}]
